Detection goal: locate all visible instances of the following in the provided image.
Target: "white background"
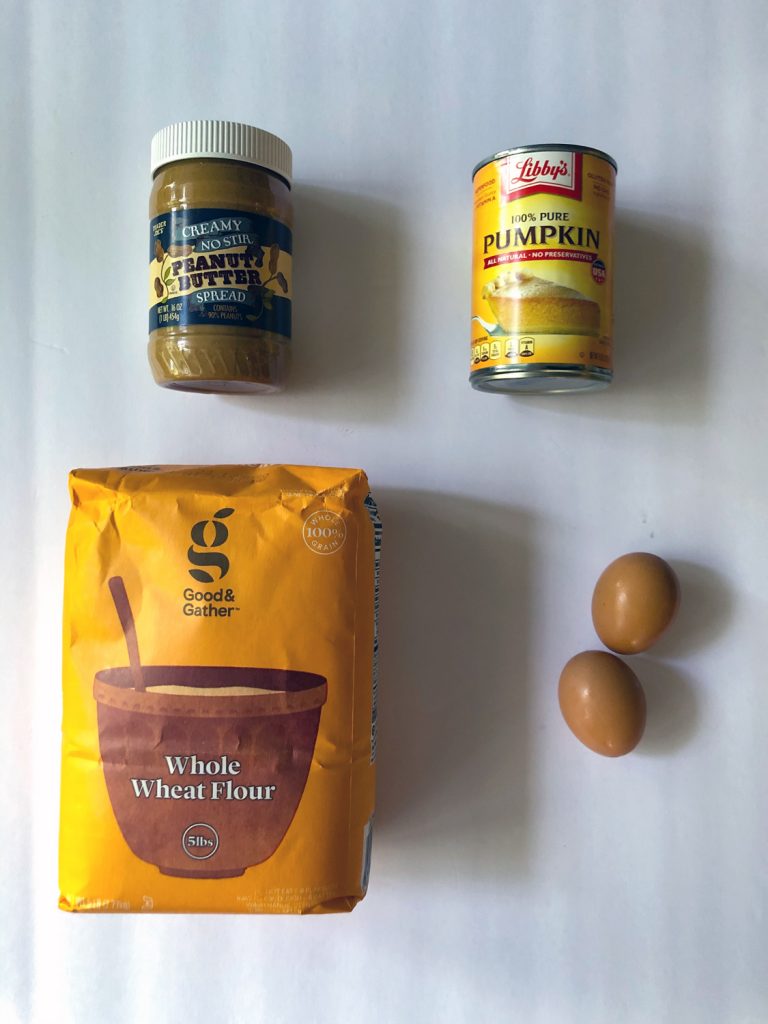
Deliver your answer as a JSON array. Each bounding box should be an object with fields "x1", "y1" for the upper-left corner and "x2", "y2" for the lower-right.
[{"x1": 2, "y1": 1, "x2": 767, "y2": 1021}]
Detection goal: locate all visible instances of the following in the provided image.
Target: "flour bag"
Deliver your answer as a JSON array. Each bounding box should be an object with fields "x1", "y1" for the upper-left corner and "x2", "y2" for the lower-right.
[{"x1": 59, "y1": 465, "x2": 380, "y2": 913}]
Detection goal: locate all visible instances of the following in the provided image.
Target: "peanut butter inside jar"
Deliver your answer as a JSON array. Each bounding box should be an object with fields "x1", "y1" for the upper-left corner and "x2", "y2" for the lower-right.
[{"x1": 148, "y1": 121, "x2": 293, "y2": 393}]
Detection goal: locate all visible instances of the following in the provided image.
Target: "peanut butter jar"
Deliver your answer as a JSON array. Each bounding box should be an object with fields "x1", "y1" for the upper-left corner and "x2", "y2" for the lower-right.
[{"x1": 148, "y1": 120, "x2": 293, "y2": 393}]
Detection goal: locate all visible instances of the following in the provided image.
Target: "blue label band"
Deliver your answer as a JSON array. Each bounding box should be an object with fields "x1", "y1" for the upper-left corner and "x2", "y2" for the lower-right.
[{"x1": 150, "y1": 207, "x2": 292, "y2": 338}]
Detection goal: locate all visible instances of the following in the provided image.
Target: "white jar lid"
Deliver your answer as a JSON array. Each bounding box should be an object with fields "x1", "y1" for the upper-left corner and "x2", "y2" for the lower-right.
[{"x1": 150, "y1": 120, "x2": 292, "y2": 184}]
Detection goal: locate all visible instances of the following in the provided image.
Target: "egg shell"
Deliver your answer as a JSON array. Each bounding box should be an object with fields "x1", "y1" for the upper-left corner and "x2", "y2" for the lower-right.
[
  {"x1": 558, "y1": 650, "x2": 646, "y2": 757},
  {"x1": 592, "y1": 552, "x2": 680, "y2": 654}
]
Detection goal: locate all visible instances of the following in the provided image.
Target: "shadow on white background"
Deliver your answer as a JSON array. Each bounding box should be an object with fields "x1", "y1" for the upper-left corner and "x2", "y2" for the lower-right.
[
  {"x1": 638, "y1": 559, "x2": 734, "y2": 756},
  {"x1": 224, "y1": 184, "x2": 412, "y2": 424},
  {"x1": 515, "y1": 210, "x2": 714, "y2": 426},
  {"x1": 374, "y1": 489, "x2": 536, "y2": 878}
]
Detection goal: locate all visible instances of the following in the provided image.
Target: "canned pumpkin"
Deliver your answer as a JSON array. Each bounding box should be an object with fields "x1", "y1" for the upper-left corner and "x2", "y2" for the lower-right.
[{"x1": 470, "y1": 145, "x2": 616, "y2": 393}]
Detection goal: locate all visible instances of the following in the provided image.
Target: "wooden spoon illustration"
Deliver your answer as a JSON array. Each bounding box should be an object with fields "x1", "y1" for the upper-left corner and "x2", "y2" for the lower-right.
[{"x1": 108, "y1": 576, "x2": 146, "y2": 692}]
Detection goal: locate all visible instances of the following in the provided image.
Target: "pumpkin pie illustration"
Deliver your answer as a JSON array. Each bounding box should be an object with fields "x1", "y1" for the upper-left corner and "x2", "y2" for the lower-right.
[{"x1": 482, "y1": 270, "x2": 600, "y2": 336}]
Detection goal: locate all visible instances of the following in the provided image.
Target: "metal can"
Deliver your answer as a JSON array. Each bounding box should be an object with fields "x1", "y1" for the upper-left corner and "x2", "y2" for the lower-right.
[{"x1": 470, "y1": 145, "x2": 617, "y2": 393}]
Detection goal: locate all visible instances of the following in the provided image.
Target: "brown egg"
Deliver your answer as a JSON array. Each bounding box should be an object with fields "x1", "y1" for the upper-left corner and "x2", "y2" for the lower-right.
[
  {"x1": 558, "y1": 650, "x2": 646, "y2": 757},
  {"x1": 592, "y1": 552, "x2": 680, "y2": 654}
]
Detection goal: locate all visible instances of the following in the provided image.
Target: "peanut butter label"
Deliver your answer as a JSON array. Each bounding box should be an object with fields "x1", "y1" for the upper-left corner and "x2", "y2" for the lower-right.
[
  {"x1": 149, "y1": 208, "x2": 292, "y2": 338},
  {"x1": 471, "y1": 149, "x2": 615, "y2": 375}
]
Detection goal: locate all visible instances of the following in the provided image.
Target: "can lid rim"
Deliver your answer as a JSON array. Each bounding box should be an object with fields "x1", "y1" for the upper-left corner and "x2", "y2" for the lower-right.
[{"x1": 472, "y1": 144, "x2": 618, "y2": 179}]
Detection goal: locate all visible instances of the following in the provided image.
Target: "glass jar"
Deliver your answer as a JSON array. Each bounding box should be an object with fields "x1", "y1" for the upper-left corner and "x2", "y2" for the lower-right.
[{"x1": 148, "y1": 120, "x2": 293, "y2": 393}]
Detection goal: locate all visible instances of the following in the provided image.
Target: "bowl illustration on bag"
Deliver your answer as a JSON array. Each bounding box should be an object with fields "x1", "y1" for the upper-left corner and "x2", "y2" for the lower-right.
[{"x1": 94, "y1": 578, "x2": 327, "y2": 878}]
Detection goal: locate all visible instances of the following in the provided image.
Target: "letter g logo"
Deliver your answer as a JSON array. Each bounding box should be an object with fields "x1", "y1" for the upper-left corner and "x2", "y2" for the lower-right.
[{"x1": 188, "y1": 508, "x2": 234, "y2": 583}]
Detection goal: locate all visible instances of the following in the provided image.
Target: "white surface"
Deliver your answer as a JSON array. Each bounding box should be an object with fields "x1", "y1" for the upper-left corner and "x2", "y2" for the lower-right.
[{"x1": 2, "y1": 1, "x2": 767, "y2": 1021}]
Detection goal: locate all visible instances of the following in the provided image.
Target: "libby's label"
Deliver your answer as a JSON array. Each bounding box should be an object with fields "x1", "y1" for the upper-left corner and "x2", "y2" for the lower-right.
[
  {"x1": 471, "y1": 148, "x2": 615, "y2": 375},
  {"x1": 500, "y1": 149, "x2": 582, "y2": 200},
  {"x1": 149, "y1": 207, "x2": 292, "y2": 338}
]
